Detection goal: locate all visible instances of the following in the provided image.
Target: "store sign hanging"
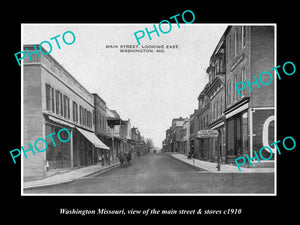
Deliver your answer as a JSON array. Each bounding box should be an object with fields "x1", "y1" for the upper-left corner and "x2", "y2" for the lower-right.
[{"x1": 196, "y1": 130, "x2": 218, "y2": 138}]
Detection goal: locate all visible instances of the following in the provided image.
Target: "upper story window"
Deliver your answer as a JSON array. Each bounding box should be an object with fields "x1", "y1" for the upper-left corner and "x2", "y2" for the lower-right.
[
  {"x1": 51, "y1": 87, "x2": 55, "y2": 113},
  {"x1": 234, "y1": 29, "x2": 238, "y2": 56},
  {"x1": 79, "y1": 106, "x2": 83, "y2": 124},
  {"x1": 227, "y1": 38, "x2": 231, "y2": 63},
  {"x1": 59, "y1": 94, "x2": 63, "y2": 117},
  {"x1": 87, "y1": 111, "x2": 92, "y2": 128},
  {"x1": 211, "y1": 104, "x2": 214, "y2": 122},
  {"x1": 217, "y1": 99, "x2": 219, "y2": 119},
  {"x1": 55, "y1": 90, "x2": 61, "y2": 115},
  {"x1": 242, "y1": 26, "x2": 246, "y2": 48},
  {"x1": 79, "y1": 105, "x2": 92, "y2": 128},
  {"x1": 241, "y1": 67, "x2": 246, "y2": 97},
  {"x1": 227, "y1": 79, "x2": 232, "y2": 106},
  {"x1": 215, "y1": 59, "x2": 220, "y2": 74},
  {"x1": 220, "y1": 95, "x2": 223, "y2": 116},
  {"x1": 45, "y1": 83, "x2": 55, "y2": 113},
  {"x1": 199, "y1": 97, "x2": 203, "y2": 109},
  {"x1": 45, "y1": 84, "x2": 51, "y2": 111},
  {"x1": 72, "y1": 101, "x2": 78, "y2": 123},
  {"x1": 234, "y1": 75, "x2": 238, "y2": 102},
  {"x1": 99, "y1": 112, "x2": 102, "y2": 129},
  {"x1": 63, "y1": 95, "x2": 70, "y2": 119},
  {"x1": 45, "y1": 83, "x2": 74, "y2": 121}
]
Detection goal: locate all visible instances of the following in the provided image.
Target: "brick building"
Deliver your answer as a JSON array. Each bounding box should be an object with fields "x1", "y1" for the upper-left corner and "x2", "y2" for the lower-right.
[
  {"x1": 180, "y1": 118, "x2": 190, "y2": 156},
  {"x1": 189, "y1": 110, "x2": 198, "y2": 156},
  {"x1": 106, "y1": 108, "x2": 125, "y2": 163},
  {"x1": 23, "y1": 45, "x2": 109, "y2": 180},
  {"x1": 93, "y1": 93, "x2": 110, "y2": 166},
  {"x1": 161, "y1": 25, "x2": 275, "y2": 169},
  {"x1": 131, "y1": 127, "x2": 146, "y2": 156},
  {"x1": 170, "y1": 117, "x2": 185, "y2": 152},
  {"x1": 162, "y1": 128, "x2": 172, "y2": 152},
  {"x1": 206, "y1": 35, "x2": 226, "y2": 163},
  {"x1": 223, "y1": 26, "x2": 275, "y2": 166},
  {"x1": 195, "y1": 85, "x2": 210, "y2": 160}
]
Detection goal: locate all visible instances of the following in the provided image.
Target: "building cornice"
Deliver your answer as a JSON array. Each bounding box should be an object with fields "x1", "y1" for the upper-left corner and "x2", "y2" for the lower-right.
[
  {"x1": 224, "y1": 97, "x2": 250, "y2": 115},
  {"x1": 24, "y1": 44, "x2": 94, "y2": 104}
]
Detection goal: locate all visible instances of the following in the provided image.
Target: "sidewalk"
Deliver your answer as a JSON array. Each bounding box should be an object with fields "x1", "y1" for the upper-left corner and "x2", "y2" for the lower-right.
[
  {"x1": 23, "y1": 162, "x2": 120, "y2": 189},
  {"x1": 169, "y1": 153, "x2": 275, "y2": 173}
]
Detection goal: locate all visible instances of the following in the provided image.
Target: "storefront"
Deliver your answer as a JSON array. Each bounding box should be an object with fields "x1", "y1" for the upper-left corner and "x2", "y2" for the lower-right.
[
  {"x1": 45, "y1": 115, "x2": 110, "y2": 171},
  {"x1": 209, "y1": 121, "x2": 225, "y2": 163},
  {"x1": 224, "y1": 98, "x2": 275, "y2": 166},
  {"x1": 225, "y1": 110, "x2": 249, "y2": 163},
  {"x1": 196, "y1": 130, "x2": 217, "y2": 161},
  {"x1": 74, "y1": 127, "x2": 110, "y2": 167},
  {"x1": 45, "y1": 116, "x2": 73, "y2": 170},
  {"x1": 251, "y1": 108, "x2": 275, "y2": 161}
]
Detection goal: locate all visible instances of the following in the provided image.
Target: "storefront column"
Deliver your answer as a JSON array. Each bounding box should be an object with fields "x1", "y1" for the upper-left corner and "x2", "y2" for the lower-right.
[
  {"x1": 70, "y1": 129, "x2": 74, "y2": 168},
  {"x1": 92, "y1": 145, "x2": 95, "y2": 165},
  {"x1": 249, "y1": 108, "x2": 254, "y2": 158}
]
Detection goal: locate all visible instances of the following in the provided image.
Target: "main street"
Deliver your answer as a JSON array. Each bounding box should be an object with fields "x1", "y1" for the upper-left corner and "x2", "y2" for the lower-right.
[{"x1": 24, "y1": 153, "x2": 274, "y2": 194}]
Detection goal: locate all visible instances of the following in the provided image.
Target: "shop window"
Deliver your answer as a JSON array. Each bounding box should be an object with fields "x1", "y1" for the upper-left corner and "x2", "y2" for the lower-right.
[
  {"x1": 227, "y1": 118, "x2": 235, "y2": 155},
  {"x1": 236, "y1": 115, "x2": 241, "y2": 154},
  {"x1": 227, "y1": 111, "x2": 249, "y2": 156},
  {"x1": 46, "y1": 124, "x2": 56, "y2": 162},
  {"x1": 45, "y1": 124, "x2": 71, "y2": 168},
  {"x1": 241, "y1": 111, "x2": 249, "y2": 155}
]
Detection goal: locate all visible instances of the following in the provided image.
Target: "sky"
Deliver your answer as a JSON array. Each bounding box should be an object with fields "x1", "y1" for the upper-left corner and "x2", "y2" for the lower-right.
[{"x1": 22, "y1": 23, "x2": 227, "y2": 148}]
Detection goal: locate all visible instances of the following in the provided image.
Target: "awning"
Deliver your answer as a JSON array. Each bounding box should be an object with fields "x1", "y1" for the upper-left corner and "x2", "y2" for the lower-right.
[{"x1": 76, "y1": 127, "x2": 110, "y2": 150}]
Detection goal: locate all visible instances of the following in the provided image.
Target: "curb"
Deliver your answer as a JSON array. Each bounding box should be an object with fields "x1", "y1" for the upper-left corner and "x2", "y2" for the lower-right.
[
  {"x1": 23, "y1": 179, "x2": 75, "y2": 190},
  {"x1": 23, "y1": 163, "x2": 120, "y2": 190},
  {"x1": 169, "y1": 154, "x2": 275, "y2": 173},
  {"x1": 83, "y1": 163, "x2": 120, "y2": 177},
  {"x1": 169, "y1": 154, "x2": 208, "y2": 171}
]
